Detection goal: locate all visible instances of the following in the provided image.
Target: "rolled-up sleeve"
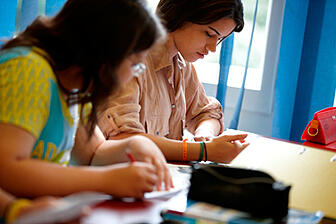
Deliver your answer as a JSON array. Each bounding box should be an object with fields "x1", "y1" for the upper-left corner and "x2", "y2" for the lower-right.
[
  {"x1": 97, "y1": 78, "x2": 145, "y2": 138},
  {"x1": 184, "y1": 63, "x2": 224, "y2": 135}
]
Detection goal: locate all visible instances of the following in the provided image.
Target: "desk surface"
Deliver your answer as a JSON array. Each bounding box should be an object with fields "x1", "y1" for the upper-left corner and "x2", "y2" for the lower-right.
[
  {"x1": 230, "y1": 133, "x2": 336, "y2": 219},
  {"x1": 81, "y1": 133, "x2": 336, "y2": 223}
]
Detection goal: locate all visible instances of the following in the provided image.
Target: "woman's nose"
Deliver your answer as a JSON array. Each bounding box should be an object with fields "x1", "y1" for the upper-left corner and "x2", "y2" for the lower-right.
[{"x1": 206, "y1": 39, "x2": 217, "y2": 52}]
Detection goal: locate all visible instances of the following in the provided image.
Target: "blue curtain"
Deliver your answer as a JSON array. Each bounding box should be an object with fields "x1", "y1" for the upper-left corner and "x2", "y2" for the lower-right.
[
  {"x1": 0, "y1": 0, "x2": 17, "y2": 46},
  {"x1": 216, "y1": 34, "x2": 234, "y2": 114},
  {"x1": 216, "y1": 0, "x2": 259, "y2": 130},
  {"x1": 19, "y1": 0, "x2": 41, "y2": 32},
  {"x1": 46, "y1": 0, "x2": 66, "y2": 16},
  {"x1": 272, "y1": 0, "x2": 336, "y2": 142},
  {"x1": 0, "y1": 0, "x2": 66, "y2": 45}
]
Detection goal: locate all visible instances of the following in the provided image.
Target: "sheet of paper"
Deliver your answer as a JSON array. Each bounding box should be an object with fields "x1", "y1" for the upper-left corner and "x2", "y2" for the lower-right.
[
  {"x1": 144, "y1": 164, "x2": 191, "y2": 200},
  {"x1": 15, "y1": 192, "x2": 112, "y2": 224}
]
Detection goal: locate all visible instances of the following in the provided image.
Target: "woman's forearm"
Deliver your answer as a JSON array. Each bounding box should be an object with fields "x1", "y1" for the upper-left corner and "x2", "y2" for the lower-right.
[
  {"x1": 108, "y1": 133, "x2": 202, "y2": 161},
  {"x1": 0, "y1": 158, "x2": 107, "y2": 197},
  {"x1": 108, "y1": 132, "x2": 248, "y2": 163},
  {"x1": 90, "y1": 138, "x2": 130, "y2": 165}
]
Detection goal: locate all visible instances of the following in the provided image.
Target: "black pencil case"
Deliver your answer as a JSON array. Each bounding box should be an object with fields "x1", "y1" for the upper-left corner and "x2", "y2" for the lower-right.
[{"x1": 187, "y1": 163, "x2": 291, "y2": 220}]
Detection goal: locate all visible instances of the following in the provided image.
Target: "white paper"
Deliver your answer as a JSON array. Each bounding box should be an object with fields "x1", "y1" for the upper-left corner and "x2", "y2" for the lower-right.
[
  {"x1": 15, "y1": 192, "x2": 112, "y2": 224},
  {"x1": 144, "y1": 164, "x2": 191, "y2": 200}
]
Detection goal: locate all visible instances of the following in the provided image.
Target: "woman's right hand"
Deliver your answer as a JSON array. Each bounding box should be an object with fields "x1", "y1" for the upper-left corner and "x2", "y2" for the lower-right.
[
  {"x1": 127, "y1": 135, "x2": 173, "y2": 191},
  {"x1": 102, "y1": 162, "x2": 157, "y2": 198},
  {"x1": 206, "y1": 134, "x2": 249, "y2": 163}
]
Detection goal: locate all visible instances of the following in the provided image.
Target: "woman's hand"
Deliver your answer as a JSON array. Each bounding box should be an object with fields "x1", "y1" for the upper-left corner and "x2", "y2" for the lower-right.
[
  {"x1": 102, "y1": 162, "x2": 158, "y2": 198},
  {"x1": 127, "y1": 136, "x2": 173, "y2": 191},
  {"x1": 85, "y1": 128, "x2": 173, "y2": 191},
  {"x1": 206, "y1": 134, "x2": 249, "y2": 163}
]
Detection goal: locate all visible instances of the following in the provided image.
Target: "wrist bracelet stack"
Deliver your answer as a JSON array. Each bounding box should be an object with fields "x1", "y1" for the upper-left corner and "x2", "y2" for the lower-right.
[{"x1": 182, "y1": 139, "x2": 208, "y2": 162}]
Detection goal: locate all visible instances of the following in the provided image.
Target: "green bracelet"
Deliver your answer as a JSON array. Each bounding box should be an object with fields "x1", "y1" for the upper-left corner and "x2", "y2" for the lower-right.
[
  {"x1": 203, "y1": 141, "x2": 207, "y2": 162},
  {"x1": 198, "y1": 142, "x2": 205, "y2": 162}
]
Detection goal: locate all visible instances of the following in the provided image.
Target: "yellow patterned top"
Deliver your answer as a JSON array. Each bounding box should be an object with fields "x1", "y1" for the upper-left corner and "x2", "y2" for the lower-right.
[{"x1": 0, "y1": 46, "x2": 79, "y2": 164}]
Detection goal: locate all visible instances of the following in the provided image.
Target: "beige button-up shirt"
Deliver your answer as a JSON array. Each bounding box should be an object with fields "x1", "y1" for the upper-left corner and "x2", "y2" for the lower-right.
[{"x1": 98, "y1": 43, "x2": 224, "y2": 140}]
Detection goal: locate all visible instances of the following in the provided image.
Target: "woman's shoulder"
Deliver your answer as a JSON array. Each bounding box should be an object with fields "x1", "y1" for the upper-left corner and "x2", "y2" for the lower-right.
[
  {"x1": 1, "y1": 46, "x2": 48, "y2": 63},
  {"x1": 0, "y1": 46, "x2": 56, "y2": 81},
  {"x1": 0, "y1": 46, "x2": 30, "y2": 63},
  {"x1": 1, "y1": 46, "x2": 42, "y2": 61}
]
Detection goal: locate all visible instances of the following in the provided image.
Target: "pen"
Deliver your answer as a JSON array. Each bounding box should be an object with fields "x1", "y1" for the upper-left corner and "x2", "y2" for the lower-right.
[{"x1": 126, "y1": 149, "x2": 136, "y2": 163}]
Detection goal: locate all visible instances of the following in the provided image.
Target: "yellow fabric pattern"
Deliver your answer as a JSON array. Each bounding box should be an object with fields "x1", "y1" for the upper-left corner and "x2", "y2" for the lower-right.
[
  {"x1": 0, "y1": 50, "x2": 53, "y2": 138},
  {"x1": 33, "y1": 47, "x2": 73, "y2": 126},
  {"x1": 78, "y1": 102, "x2": 92, "y2": 125}
]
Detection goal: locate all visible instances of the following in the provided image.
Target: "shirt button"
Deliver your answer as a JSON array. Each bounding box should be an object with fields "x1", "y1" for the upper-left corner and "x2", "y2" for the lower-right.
[{"x1": 172, "y1": 104, "x2": 176, "y2": 109}]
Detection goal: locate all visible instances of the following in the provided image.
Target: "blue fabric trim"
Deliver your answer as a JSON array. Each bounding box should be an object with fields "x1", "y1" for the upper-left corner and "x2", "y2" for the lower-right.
[
  {"x1": 33, "y1": 80, "x2": 64, "y2": 160},
  {"x1": 0, "y1": 46, "x2": 32, "y2": 63}
]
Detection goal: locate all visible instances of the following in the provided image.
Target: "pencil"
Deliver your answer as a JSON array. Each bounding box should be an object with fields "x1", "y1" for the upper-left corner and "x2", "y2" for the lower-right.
[{"x1": 126, "y1": 149, "x2": 136, "y2": 163}]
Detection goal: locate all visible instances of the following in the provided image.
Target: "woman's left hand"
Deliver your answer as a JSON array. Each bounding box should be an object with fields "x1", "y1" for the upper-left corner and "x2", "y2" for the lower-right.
[{"x1": 206, "y1": 134, "x2": 249, "y2": 163}]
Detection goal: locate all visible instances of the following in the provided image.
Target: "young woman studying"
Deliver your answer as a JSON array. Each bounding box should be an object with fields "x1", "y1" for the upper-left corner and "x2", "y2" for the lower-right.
[
  {"x1": 0, "y1": 0, "x2": 172, "y2": 206},
  {"x1": 97, "y1": 0, "x2": 249, "y2": 163}
]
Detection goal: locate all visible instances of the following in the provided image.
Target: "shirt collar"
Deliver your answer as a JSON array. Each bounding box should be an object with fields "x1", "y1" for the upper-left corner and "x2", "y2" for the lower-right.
[{"x1": 150, "y1": 40, "x2": 186, "y2": 73}]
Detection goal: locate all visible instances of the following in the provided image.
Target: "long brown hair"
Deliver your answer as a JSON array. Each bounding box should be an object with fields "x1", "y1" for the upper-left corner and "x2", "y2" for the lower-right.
[
  {"x1": 157, "y1": 0, "x2": 244, "y2": 33},
  {"x1": 2, "y1": 0, "x2": 165, "y2": 134}
]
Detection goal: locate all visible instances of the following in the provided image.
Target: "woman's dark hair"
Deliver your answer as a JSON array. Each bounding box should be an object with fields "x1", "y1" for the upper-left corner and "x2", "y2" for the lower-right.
[
  {"x1": 2, "y1": 0, "x2": 165, "y2": 134},
  {"x1": 157, "y1": 0, "x2": 244, "y2": 33}
]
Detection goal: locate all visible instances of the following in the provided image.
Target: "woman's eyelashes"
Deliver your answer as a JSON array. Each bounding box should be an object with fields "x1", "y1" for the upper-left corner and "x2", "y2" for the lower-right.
[{"x1": 205, "y1": 31, "x2": 213, "y2": 37}]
